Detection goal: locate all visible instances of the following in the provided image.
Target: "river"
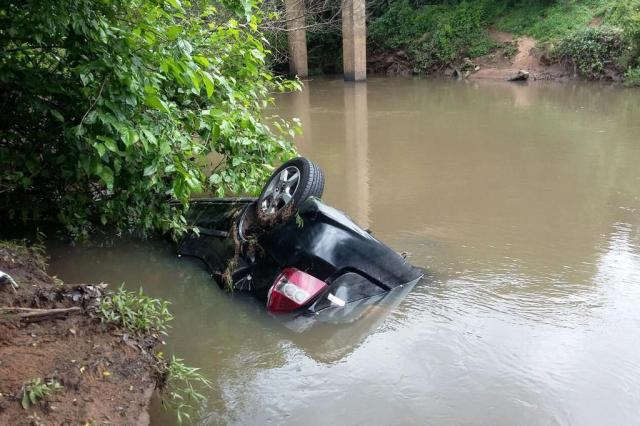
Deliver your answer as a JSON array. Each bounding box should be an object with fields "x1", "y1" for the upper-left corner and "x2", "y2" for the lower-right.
[{"x1": 48, "y1": 77, "x2": 640, "y2": 425}]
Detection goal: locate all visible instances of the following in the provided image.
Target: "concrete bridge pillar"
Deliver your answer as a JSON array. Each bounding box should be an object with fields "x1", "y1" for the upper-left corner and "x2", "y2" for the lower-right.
[
  {"x1": 341, "y1": 0, "x2": 367, "y2": 81},
  {"x1": 285, "y1": 0, "x2": 308, "y2": 78}
]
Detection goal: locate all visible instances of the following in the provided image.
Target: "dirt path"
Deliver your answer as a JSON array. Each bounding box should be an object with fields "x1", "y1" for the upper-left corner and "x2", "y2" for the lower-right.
[
  {"x1": 0, "y1": 243, "x2": 160, "y2": 425},
  {"x1": 513, "y1": 37, "x2": 537, "y2": 69},
  {"x1": 469, "y1": 29, "x2": 566, "y2": 81}
]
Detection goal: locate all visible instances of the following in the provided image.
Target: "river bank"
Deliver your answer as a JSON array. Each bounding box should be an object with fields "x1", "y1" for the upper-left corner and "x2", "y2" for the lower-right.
[
  {"x1": 0, "y1": 241, "x2": 160, "y2": 425},
  {"x1": 305, "y1": 0, "x2": 640, "y2": 86},
  {"x1": 368, "y1": 29, "x2": 592, "y2": 83}
]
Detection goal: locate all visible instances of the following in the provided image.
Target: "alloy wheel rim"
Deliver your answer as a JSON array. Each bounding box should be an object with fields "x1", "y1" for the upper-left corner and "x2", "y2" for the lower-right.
[{"x1": 260, "y1": 166, "x2": 301, "y2": 214}]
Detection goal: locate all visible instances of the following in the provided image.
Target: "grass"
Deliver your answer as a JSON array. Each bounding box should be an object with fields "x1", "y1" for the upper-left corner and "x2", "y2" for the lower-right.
[
  {"x1": 98, "y1": 285, "x2": 174, "y2": 335},
  {"x1": 495, "y1": 0, "x2": 609, "y2": 42},
  {"x1": 502, "y1": 40, "x2": 519, "y2": 58},
  {"x1": 97, "y1": 285, "x2": 211, "y2": 423},
  {"x1": 624, "y1": 65, "x2": 640, "y2": 86},
  {"x1": 160, "y1": 356, "x2": 213, "y2": 424},
  {"x1": 20, "y1": 378, "x2": 62, "y2": 409},
  {"x1": 0, "y1": 238, "x2": 47, "y2": 271}
]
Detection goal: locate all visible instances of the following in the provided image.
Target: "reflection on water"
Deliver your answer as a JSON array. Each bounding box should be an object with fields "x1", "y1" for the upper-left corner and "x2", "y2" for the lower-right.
[
  {"x1": 344, "y1": 83, "x2": 370, "y2": 227},
  {"x1": 49, "y1": 77, "x2": 640, "y2": 425}
]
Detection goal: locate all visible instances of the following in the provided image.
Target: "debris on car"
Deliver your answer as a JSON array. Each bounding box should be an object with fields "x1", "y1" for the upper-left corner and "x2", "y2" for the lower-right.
[{"x1": 176, "y1": 157, "x2": 423, "y2": 323}]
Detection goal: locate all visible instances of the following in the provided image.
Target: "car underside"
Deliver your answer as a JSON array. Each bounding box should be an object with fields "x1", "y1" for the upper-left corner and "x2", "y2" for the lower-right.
[{"x1": 175, "y1": 157, "x2": 423, "y2": 325}]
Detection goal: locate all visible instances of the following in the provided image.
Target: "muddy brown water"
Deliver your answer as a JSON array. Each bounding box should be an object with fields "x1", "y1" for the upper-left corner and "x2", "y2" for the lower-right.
[{"x1": 48, "y1": 77, "x2": 640, "y2": 425}]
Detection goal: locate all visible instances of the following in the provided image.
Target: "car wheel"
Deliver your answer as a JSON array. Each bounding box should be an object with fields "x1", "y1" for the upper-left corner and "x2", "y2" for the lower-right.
[{"x1": 257, "y1": 157, "x2": 324, "y2": 219}]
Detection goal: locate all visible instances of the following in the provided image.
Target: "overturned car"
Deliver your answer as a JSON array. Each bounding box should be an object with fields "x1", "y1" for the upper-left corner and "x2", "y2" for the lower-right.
[{"x1": 177, "y1": 157, "x2": 423, "y2": 322}]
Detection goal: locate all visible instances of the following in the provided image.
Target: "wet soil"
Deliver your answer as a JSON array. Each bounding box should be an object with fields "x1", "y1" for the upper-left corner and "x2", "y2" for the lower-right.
[{"x1": 0, "y1": 243, "x2": 160, "y2": 425}]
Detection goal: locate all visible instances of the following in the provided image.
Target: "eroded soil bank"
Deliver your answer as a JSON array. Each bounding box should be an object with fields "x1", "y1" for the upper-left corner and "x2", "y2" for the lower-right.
[
  {"x1": 368, "y1": 30, "x2": 577, "y2": 82},
  {"x1": 0, "y1": 243, "x2": 160, "y2": 425}
]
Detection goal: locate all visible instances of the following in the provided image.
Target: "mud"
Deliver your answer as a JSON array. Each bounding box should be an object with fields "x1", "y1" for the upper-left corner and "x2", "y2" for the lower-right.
[{"x1": 0, "y1": 242, "x2": 160, "y2": 425}]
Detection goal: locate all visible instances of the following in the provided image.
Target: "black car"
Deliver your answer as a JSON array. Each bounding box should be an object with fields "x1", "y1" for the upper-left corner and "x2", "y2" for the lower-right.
[{"x1": 176, "y1": 157, "x2": 422, "y2": 322}]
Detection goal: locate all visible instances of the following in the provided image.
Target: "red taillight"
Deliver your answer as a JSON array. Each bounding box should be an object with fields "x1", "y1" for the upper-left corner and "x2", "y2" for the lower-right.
[{"x1": 267, "y1": 268, "x2": 328, "y2": 313}]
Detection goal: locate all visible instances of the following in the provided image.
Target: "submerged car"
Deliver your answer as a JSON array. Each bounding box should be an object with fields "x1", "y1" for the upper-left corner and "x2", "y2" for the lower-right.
[{"x1": 176, "y1": 157, "x2": 422, "y2": 322}]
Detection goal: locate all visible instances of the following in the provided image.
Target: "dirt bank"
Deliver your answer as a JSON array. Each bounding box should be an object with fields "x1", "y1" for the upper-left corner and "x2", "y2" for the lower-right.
[
  {"x1": 368, "y1": 29, "x2": 570, "y2": 81},
  {"x1": 467, "y1": 29, "x2": 567, "y2": 81},
  {"x1": 0, "y1": 242, "x2": 160, "y2": 425}
]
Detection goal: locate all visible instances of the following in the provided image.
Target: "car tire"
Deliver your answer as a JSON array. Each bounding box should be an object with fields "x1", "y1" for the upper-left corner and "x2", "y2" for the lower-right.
[{"x1": 257, "y1": 157, "x2": 324, "y2": 220}]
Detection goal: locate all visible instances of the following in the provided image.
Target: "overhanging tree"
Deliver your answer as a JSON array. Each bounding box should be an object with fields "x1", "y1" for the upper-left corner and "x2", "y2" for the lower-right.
[{"x1": 0, "y1": 0, "x2": 299, "y2": 238}]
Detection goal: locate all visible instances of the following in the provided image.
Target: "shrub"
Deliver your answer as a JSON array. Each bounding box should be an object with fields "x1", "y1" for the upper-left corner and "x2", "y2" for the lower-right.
[
  {"x1": 98, "y1": 285, "x2": 173, "y2": 335},
  {"x1": 0, "y1": 0, "x2": 299, "y2": 239},
  {"x1": 369, "y1": 0, "x2": 499, "y2": 73},
  {"x1": 603, "y1": 0, "x2": 640, "y2": 72},
  {"x1": 624, "y1": 66, "x2": 640, "y2": 86},
  {"x1": 553, "y1": 26, "x2": 628, "y2": 79}
]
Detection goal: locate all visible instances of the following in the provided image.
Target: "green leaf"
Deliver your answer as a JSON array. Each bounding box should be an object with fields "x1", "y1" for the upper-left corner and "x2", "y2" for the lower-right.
[
  {"x1": 97, "y1": 166, "x2": 114, "y2": 190},
  {"x1": 80, "y1": 155, "x2": 91, "y2": 175},
  {"x1": 144, "y1": 164, "x2": 157, "y2": 176},
  {"x1": 122, "y1": 128, "x2": 138, "y2": 147},
  {"x1": 194, "y1": 56, "x2": 210, "y2": 67},
  {"x1": 144, "y1": 95, "x2": 169, "y2": 113},
  {"x1": 167, "y1": 25, "x2": 182, "y2": 40},
  {"x1": 188, "y1": 71, "x2": 200, "y2": 92},
  {"x1": 201, "y1": 71, "x2": 214, "y2": 97},
  {"x1": 21, "y1": 392, "x2": 29, "y2": 409},
  {"x1": 95, "y1": 143, "x2": 106, "y2": 157},
  {"x1": 97, "y1": 136, "x2": 119, "y2": 152},
  {"x1": 50, "y1": 109, "x2": 64, "y2": 122},
  {"x1": 141, "y1": 128, "x2": 157, "y2": 146},
  {"x1": 167, "y1": 0, "x2": 183, "y2": 10}
]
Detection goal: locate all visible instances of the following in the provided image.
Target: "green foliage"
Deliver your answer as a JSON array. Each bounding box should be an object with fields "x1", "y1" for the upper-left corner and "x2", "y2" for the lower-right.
[
  {"x1": 553, "y1": 26, "x2": 627, "y2": 79},
  {"x1": 369, "y1": 0, "x2": 500, "y2": 72},
  {"x1": 20, "y1": 378, "x2": 63, "y2": 409},
  {"x1": 493, "y1": 0, "x2": 640, "y2": 81},
  {"x1": 496, "y1": 0, "x2": 607, "y2": 41},
  {"x1": 0, "y1": 0, "x2": 299, "y2": 239},
  {"x1": 624, "y1": 65, "x2": 640, "y2": 86},
  {"x1": 603, "y1": 0, "x2": 640, "y2": 68},
  {"x1": 502, "y1": 41, "x2": 519, "y2": 58},
  {"x1": 98, "y1": 285, "x2": 173, "y2": 335},
  {"x1": 307, "y1": 28, "x2": 343, "y2": 74},
  {"x1": 365, "y1": 0, "x2": 640, "y2": 78},
  {"x1": 162, "y1": 356, "x2": 212, "y2": 423}
]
